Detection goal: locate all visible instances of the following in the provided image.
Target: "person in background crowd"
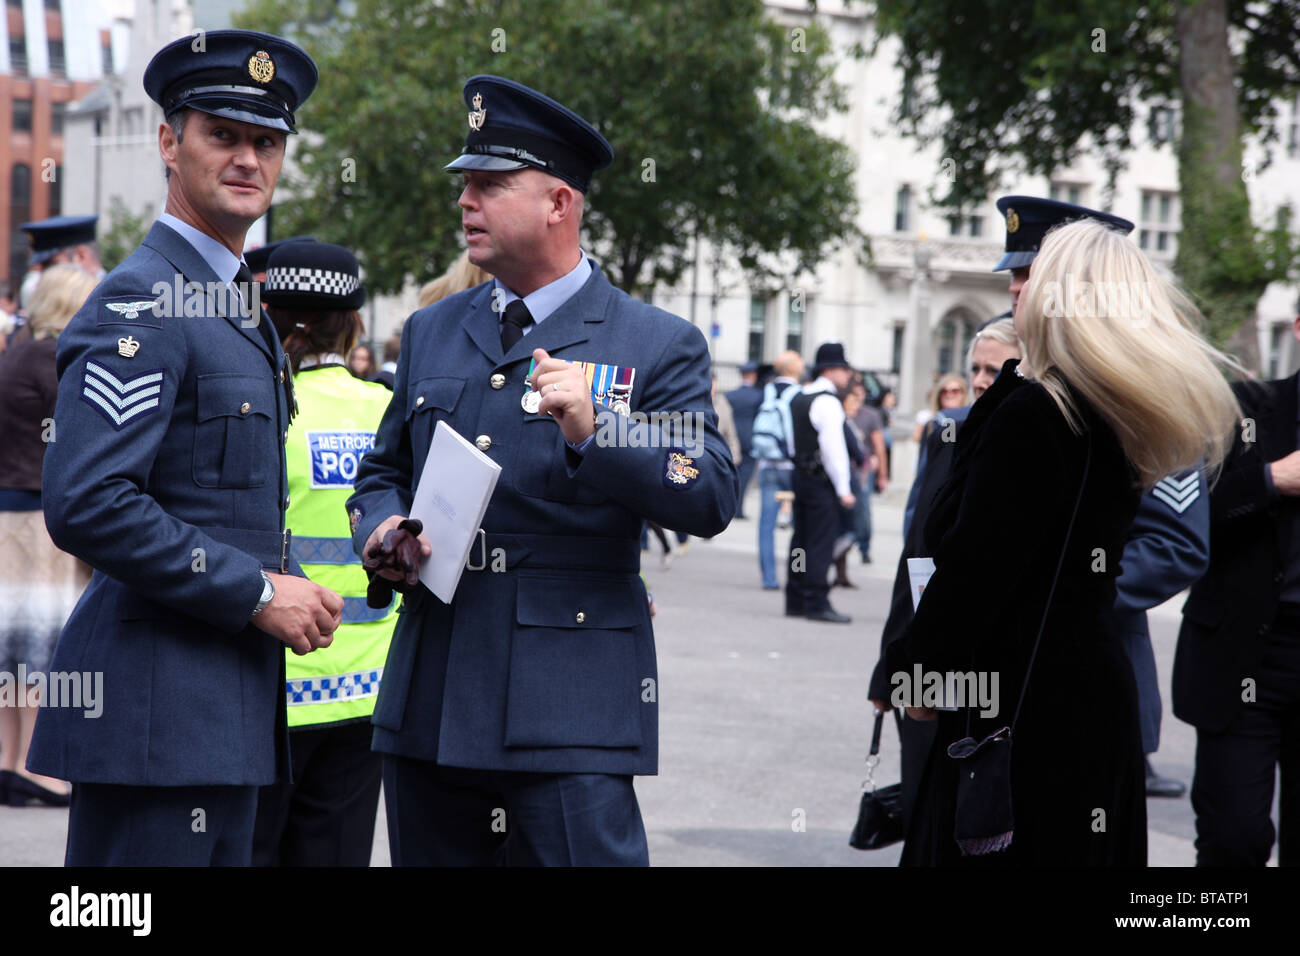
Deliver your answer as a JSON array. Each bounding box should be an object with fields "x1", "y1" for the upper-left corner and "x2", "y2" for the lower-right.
[
  {"x1": 417, "y1": 250, "x2": 492, "y2": 309},
  {"x1": 911, "y1": 373, "x2": 970, "y2": 444},
  {"x1": 832, "y1": 384, "x2": 868, "y2": 590},
  {"x1": 713, "y1": 372, "x2": 743, "y2": 467},
  {"x1": 0, "y1": 265, "x2": 97, "y2": 808},
  {"x1": 726, "y1": 362, "x2": 763, "y2": 519},
  {"x1": 0, "y1": 281, "x2": 16, "y2": 352},
  {"x1": 879, "y1": 388, "x2": 896, "y2": 481},
  {"x1": 372, "y1": 333, "x2": 402, "y2": 390},
  {"x1": 20, "y1": 216, "x2": 105, "y2": 280},
  {"x1": 755, "y1": 350, "x2": 805, "y2": 590},
  {"x1": 884, "y1": 218, "x2": 1237, "y2": 865},
  {"x1": 252, "y1": 241, "x2": 396, "y2": 866},
  {"x1": 347, "y1": 343, "x2": 376, "y2": 380},
  {"x1": 851, "y1": 376, "x2": 888, "y2": 564},
  {"x1": 786, "y1": 342, "x2": 856, "y2": 624},
  {"x1": 244, "y1": 235, "x2": 317, "y2": 341}
]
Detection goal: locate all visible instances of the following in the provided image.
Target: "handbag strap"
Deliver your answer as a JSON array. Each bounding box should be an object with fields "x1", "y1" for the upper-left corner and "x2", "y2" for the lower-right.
[
  {"x1": 869, "y1": 709, "x2": 885, "y2": 756},
  {"x1": 1008, "y1": 428, "x2": 1093, "y2": 734}
]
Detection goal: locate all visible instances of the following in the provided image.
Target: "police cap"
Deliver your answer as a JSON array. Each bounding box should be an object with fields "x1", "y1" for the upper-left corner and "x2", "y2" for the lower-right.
[
  {"x1": 263, "y1": 241, "x2": 366, "y2": 312},
  {"x1": 144, "y1": 30, "x2": 318, "y2": 134},
  {"x1": 444, "y1": 75, "x2": 614, "y2": 193},
  {"x1": 993, "y1": 196, "x2": 1135, "y2": 272}
]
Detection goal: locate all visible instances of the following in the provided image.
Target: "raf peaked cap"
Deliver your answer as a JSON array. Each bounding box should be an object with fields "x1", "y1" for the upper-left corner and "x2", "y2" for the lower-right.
[
  {"x1": 445, "y1": 75, "x2": 614, "y2": 193},
  {"x1": 20, "y1": 215, "x2": 97, "y2": 264},
  {"x1": 994, "y1": 195, "x2": 1135, "y2": 272},
  {"x1": 263, "y1": 241, "x2": 366, "y2": 311},
  {"x1": 144, "y1": 29, "x2": 318, "y2": 134}
]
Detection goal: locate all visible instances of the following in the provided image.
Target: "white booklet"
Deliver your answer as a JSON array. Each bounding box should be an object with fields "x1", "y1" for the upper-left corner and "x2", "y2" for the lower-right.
[
  {"x1": 907, "y1": 557, "x2": 936, "y2": 611},
  {"x1": 410, "y1": 420, "x2": 502, "y2": 603}
]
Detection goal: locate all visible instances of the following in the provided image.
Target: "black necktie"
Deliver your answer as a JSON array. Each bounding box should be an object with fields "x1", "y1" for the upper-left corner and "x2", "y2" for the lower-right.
[{"x1": 500, "y1": 299, "x2": 533, "y2": 352}]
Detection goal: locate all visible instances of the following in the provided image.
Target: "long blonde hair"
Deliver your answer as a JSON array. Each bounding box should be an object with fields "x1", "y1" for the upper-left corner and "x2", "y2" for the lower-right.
[
  {"x1": 28, "y1": 264, "x2": 98, "y2": 339},
  {"x1": 418, "y1": 251, "x2": 492, "y2": 308},
  {"x1": 1017, "y1": 219, "x2": 1239, "y2": 489}
]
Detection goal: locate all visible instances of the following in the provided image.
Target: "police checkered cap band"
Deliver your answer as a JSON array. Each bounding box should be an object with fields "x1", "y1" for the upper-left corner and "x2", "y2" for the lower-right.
[{"x1": 265, "y1": 266, "x2": 360, "y2": 297}]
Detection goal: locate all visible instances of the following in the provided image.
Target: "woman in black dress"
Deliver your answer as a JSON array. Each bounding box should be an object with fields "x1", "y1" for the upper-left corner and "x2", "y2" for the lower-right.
[{"x1": 886, "y1": 219, "x2": 1239, "y2": 865}]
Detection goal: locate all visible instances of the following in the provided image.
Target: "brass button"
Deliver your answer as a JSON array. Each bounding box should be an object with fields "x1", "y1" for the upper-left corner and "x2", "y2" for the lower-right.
[
  {"x1": 575, "y1": 611, "x2": 586, "y2": 624},
  {"x1": 475, "y1": 435, "x2": 492, "y2": 451},
  {"x1": 240, "y1": 402, "x2": 251, "y2": 415},
  {"x1": 490, "y1": 373, "x2": 506, "y2": 390},
  {"x1": 415, "y1": 395, "x2": 425, "y2": 407}
]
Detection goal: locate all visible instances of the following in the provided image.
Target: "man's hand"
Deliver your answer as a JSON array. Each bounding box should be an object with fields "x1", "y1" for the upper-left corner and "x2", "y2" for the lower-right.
[
  {"x1": 253, "y1": 574, "x2": 344, "y2": 656},
  {"x1": 363, "y1": 515, "x2": 432, "y2": 582},
  {"x1": 868, "y1": 697, "x2": 892, "y2": 713},
  {"x1": 1269, "y1": 450, "x2": 1300, "y2": 496},
  {"x1": 905, "y1": 706, "x2": 938, "y2": 721},
  {"x1": 530, "y1": 348, "x2": 596, "y2": 446},
  {"x1": 840, "y1": 493, "x2": 856, "y2": 509}
]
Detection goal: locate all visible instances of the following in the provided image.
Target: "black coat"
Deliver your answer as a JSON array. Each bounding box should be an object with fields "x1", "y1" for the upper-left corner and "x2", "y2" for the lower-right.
[
  {"x1": 884, "y1": 360, "x2": 1146, "y2": 865},
  {"x1": 1174, "y1": 372, "x2": 1295, "y2": 732},
  {"x1": 725, "y1": 383, "x2": 762, "y2": 452}
]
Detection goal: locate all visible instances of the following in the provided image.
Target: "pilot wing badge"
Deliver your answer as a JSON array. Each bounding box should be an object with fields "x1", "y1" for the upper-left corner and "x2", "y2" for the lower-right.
[{"x1": 80, "y1": 360, "x2": 165, "y2": 430}]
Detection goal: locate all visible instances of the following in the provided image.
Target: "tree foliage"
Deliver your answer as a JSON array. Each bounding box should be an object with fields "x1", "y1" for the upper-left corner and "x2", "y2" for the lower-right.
[
  {"x1": 236, "y1": 0, "x2": 861, "y2": 298},
  {"x1": 871, "y1": 0, "x2": 1300, "y2": 356}
]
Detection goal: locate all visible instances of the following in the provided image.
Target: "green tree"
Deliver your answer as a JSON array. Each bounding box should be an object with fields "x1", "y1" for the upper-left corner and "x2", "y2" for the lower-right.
[
  {"x1": 99, "y1": 198, "x2": 150, "y2": 273},
  {"x1": 871, "y1": 0, "x2": 1300, "y2": 367},
  {"x1": 236, "y1": 0, "x2": 861, "y2": 299}
]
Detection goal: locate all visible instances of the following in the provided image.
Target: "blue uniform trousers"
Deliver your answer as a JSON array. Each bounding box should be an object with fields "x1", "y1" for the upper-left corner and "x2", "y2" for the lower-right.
[
  {"x1": 382, "y1": 755, "x2": 649, "y2": 866},
  {"x1": 65, "y1": 782, "x2": 258, "y2": 866}
]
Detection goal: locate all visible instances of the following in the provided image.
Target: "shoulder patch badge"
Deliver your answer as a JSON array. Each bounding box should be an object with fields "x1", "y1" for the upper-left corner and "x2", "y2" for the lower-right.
[
  {"x1": 98, "y1": 294, "x2": 164, "y2": 329},
  {"x1": 664, "y1": 449, "x2": 700, "y2": 488},
  {"x1": 80, "y1": 361, "x2": 165, "y2": 430},
  {"x1": 1151, "y1": 472, "x2": 1200, "y2": 514}
]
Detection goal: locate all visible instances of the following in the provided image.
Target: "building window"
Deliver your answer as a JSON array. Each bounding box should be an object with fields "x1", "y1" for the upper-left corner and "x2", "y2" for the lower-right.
[
  {"x1": 969, "y1": 215, "x2": 983, "y2": 238},
  {"x1": 1268, "y1": 321, "x2": 1290, "y2": 378},
  {"x1": 13, "y1": 100, "x2": 33, "y2": 133},
  {"x1": 785, "y1": 296, "x2": 804, "y2": 355},
  {"x1": 948, "y1": 214, "x2": 962, "y2": 237},
  {"x1": 1138, "y1": 189, "x2": 1179, "y2": 257},
  {"x1": 44, "y1": 0, "x2": 62, "y2": 9},
  {"x1": 748, "y1": 296, "x2": 767, "y2": 364},
  {"x1": 48, "y1": 165, "x2": 62, "y2": 216},
  {"x1": 101, "y1": 41, "x2": 113, "y2": 75},
  {"x1": 895, "y1": 185, "x2": 911, "y2": 233},
  {"x1": 891, "y1": 324, "x2": 904, "y2": 375},
  {"x1": 1049, "y1": 182, "x2": 1084, "y2": 206},
  {"x1": 935, "y1": 313, "x2": 974, "y2": 375},
  {"x1": 1288, "y1": 95, "x2": 1299, "y2": 160},
  {"x1": 10, "y1": 163, "x2": 33, "y2": 282},
  {"x1": 48, "y1": 39, "x2": 66, "y2": 77},
  {"x1": 1148, "y1": 106, "x2": 1176, "y2": 146},
  {"x1": 51, "y1": 103, "x2": 66, "y2": 136},
  {"x1": 10, "y1": 37, "x2": 27, "y2": 75}
]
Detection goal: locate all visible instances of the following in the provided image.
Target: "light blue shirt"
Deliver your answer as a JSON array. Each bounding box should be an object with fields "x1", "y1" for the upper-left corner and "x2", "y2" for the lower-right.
[
  {"x1": 494, "y1": 252, "x2": 592, "y2": 330},
  {"x1": 496, "y1": 252, "x2": 595, "y2": 452},
  {"x1": 159, "y1": 213, "x2": 246, "y2": 285}
]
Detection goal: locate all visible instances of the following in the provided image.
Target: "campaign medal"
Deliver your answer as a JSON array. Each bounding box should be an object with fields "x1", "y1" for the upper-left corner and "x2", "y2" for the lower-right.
[
  {"x1": 610, "y1": 366, "x2": 635, "y2": 415},
  {"x1": 521, "y1": 357, "x2": 541, "y2": 413}
]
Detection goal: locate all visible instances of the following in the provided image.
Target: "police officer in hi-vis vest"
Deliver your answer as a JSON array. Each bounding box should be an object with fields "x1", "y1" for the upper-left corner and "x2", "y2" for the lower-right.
[{"x1": 251, "y1": 241, "x2": 396, "y2": 866}]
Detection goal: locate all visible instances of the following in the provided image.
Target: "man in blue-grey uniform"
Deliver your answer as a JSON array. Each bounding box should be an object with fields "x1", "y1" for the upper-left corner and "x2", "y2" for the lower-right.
[
  {"x1": 348, "y1": 75, "x2": 737, "y2": 866},
  {"x1": 27, "y1": 30, "x2": 343, "y2": 866}
]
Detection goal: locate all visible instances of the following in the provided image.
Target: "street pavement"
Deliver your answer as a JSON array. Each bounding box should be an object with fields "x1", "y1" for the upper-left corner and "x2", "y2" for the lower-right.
[{"x1": 0, "y1": 480, "x2": 1256, "y2": 867}]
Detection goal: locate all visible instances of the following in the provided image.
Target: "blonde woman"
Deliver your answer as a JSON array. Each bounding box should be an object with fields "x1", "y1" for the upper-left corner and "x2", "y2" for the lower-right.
[
  {"x1": 0, "y1": 265, "x2": 97, "y2": 807},
  {"x1": 911, "y1": 372, "x2": 971, "y2": 443},
  {"x1": 417, "y1": 250, "x2": 493, "y2": 309},
  {"x1": 885, "y1": 219, "x2": 1238, "y2": 865}
]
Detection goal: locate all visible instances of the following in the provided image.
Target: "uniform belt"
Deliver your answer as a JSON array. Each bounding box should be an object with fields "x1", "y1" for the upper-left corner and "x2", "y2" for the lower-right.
[
  {"x1": 200, "y1": 526, "x2": 296, "y2": 574},
  {"x1": 464, "y1": 531, "x2": 640, "y2": 574}
]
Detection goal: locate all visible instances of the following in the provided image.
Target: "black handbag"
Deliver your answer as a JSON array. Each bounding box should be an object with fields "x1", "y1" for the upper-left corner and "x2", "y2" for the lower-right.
[
  {"x1": 849, "y1": 710, "x2": 905, "y2": 850},
  {"x1": 946, "y1": 432, "x2": 1092, "y2": 857}
]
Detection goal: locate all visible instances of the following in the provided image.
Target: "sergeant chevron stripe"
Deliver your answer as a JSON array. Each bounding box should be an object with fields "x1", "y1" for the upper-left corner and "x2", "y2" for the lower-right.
[
  {"x1": 1152, "y1": 472, "x2": 1200, "y2": 514},
  {"x1": 80, "y1": 361, "x2": 165, "y2": 429}
]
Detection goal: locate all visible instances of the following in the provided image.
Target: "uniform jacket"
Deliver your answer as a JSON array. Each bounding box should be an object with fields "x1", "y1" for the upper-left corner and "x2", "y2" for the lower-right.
[
  {"x1": 725, "y1": 383, "x2": 761, "y2": 454},
  {"x1": 28, "y1": 221, "x2": 298, "y2": 787},
  {"x1": 348, "y1": 263, "x2": 736, "y2": 775},
  {"x1": 1174, "y1": 373, "x2": 1294, "y2": 732},
  {"x1": 884, "y1": 361, "x2": 1146, "y2": 864}
]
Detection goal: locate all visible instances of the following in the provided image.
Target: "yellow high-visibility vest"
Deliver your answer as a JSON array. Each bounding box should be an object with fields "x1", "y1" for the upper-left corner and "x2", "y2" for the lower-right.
[{"x1": 283, "y1": 364, "x2": 397, "y2": 728}]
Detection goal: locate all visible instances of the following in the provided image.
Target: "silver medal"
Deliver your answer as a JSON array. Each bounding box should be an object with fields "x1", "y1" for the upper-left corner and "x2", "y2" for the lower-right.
[{"x1": 522, "y1": 389, "x2": 541, "y2": 414}]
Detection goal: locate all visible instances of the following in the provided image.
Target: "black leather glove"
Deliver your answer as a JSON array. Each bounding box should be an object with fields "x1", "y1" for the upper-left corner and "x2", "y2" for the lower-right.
[{"x1": 363, "y1": 518, "x2": 424, "y2": 608}]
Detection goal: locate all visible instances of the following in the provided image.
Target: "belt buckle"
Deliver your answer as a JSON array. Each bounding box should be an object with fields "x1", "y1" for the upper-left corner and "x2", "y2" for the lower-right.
[
  {"x1": 465, "y1": 528, "x2": 487, "y2": 571},
  {"x1": 281, "y1": 529, "x2": 292, "y2": 574}
]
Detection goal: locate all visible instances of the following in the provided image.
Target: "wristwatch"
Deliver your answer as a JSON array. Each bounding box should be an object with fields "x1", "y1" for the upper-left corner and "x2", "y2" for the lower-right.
[{"x1": 251, "y1": 570, "x2": 275, "y2": 617}]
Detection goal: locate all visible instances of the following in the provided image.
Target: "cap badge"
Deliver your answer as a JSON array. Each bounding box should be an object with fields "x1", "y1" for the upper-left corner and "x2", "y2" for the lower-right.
[
  {"x1": 117, "y1": 335, "x2": 141, "y2": 358},
  {"x1": 1005, "y1": 208, "x2": 1020, "y2": 234},
  {"x1": 248, "y1": 50, "x2": 275, "y2": 84},
  {"x1": 468, "y1": 92, "x2": 487, "y2": 131}
]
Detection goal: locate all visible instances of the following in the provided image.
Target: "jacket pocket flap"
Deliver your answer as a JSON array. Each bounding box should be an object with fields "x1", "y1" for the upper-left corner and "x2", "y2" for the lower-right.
[
  {"x1": 196, "y1": 373, "x2": 273, "y2": 422},
  {"x1": 407, "y1": 376, "x2": 465, "y2": 416},
  {"x1": 515, "y1": 574, "x2": 643, "y2": 629}
]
